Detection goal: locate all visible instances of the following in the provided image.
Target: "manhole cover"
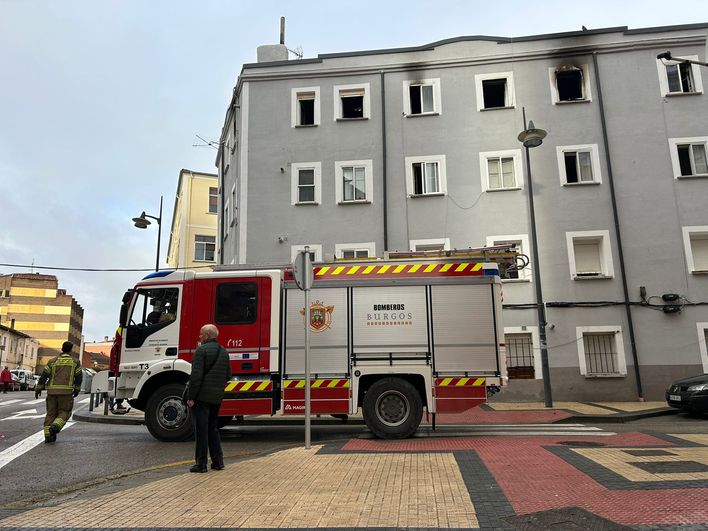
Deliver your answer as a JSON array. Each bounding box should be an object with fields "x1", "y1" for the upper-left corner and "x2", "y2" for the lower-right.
[{"x1": 559, "y1": 441, "x2": 607, "y2": 447}]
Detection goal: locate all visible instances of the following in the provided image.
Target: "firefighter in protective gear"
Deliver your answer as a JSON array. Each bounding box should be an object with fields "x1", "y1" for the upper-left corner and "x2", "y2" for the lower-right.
[{"x1": 35, "y1": 341, "x2": 82, "y2": 443}]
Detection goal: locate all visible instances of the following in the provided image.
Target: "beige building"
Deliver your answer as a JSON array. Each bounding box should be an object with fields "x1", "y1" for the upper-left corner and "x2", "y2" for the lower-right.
[
  {"x1": 0, "y1": 324, "x2": 40, "y2": 373},
  {"x1": 167, "y1": 169, "x2": 218, "y2": 269},
  {"x1": 0, "y1": 274, "x2": 83, "y2": 370}
]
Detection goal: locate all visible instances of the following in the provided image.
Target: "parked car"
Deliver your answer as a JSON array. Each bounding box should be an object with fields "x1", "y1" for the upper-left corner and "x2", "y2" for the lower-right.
[
  {"x1": 8, "y1": 374, "x2": 22, "y2": 392},
  {"x1": 666, "y1": 374, "x2": 708, "y2": 414},
  {"x1": 10, "y1": 369, "x2": 36, "y2": 391}
]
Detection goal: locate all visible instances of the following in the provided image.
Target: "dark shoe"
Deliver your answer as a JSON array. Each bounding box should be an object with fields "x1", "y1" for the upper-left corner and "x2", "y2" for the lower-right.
[
  {"x1": 211, "y1": 463, "x2": 225, "y2": 470},
  {"x1": 49, "y1": 424, "x2": 60, "y2": 435},
  {"x1": 189, "y1": 465, "x2": 208, "y2": 473},
  {"x1": 45, "y1": 432, "x2": 56, "y2": 443}
]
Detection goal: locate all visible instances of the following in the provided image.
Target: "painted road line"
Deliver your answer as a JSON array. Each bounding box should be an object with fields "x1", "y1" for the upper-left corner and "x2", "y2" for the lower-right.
[
  {"x1": 0, "y1": 408, "x2": 44, "y2": 421},
  {"x1": 24, "y1": 398, "x2": 46, "y2": 405},
  {"x1": 0, "y1": 399, "x2": 23, "y2": 407},
  {"x1": 0, "y1": 422, "x2": 75, "y2": 470}
]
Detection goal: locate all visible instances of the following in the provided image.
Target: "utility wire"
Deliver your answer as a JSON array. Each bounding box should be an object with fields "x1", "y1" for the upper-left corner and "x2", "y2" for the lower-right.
[{"x1": 0, "y1": 263, "x2": 214, "y2": 272}]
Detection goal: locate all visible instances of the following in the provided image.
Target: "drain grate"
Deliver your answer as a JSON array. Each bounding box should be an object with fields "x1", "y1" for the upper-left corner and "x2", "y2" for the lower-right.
[{"x1": 558, "y1": 441, "x2": 607, "y2": 447}]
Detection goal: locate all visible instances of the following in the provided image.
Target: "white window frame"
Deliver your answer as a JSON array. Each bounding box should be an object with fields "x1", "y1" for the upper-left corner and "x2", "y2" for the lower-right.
[
  {"x1": 409, "y1": 238, "x2": 451, "y2": 252},
  {"x1": 334, "y1": 159, "x2": 374, "y2": 204},
  {"x1": 291, "y1": 86, "x2": 320, "y2": 127},
  {"x1": 230, "y1": 184, "x2": 237, "y2": 226},
  {"x1": 291, "y1": 162, "x2": 322, "y2": 205},
  {"x1": 576, "y1": 326, "x2": 627, "y2": 377},
  {"x1": 556, "y1": 144, "x2": 602, "y2": 185},
  {"x1": 480, "y1": 149, "x2": 523, "y2": 192},
  {"x1": 566, "y1": 230, "x2": 614, "y2": 279},
  {"x1": 504, "y1": 326, "x2": 542, "y2": 380},
  {"x1": 194, "y1": 235, "x2": 216, "y2": 262},
  {"x1": 334, "y1": 242, "x2": 376, "y2": 259},
  {"x1": 475, "y1": 72, "x2": 515, "y2": 111},
  {"x1": 405, "y1": 155, "x2": 447, "y2": 197},
  {"x1": 697, "y1": 322, "x2": 708, "y2": 373},
  {"x1": 223, "y1": 198, "x2": 230, "y2": 237},
  {"x1": 486, "y1": 234, "x2": 531, "y2": 281},
  {"x1": 402, "y1": 78, "x2": 441, "y2": 116},
  {"x1": 290, "y1": 244, "x2": 323, "y2": 263},
  {"x1": 548, "y1": 64, "x2": 592, "y2": 105},
  {"x1": 208, "y1": 186, "x2": 218, "y2": 214},
  {"x1": 682, "y1": 225, "x2": 708, "y2": 274},
  {"x1": 333, "y1": 83, "x2": 370, "y2": 120},
  {"x1": 668, "y1": 137, "x2": 708, "y2": 179},
  {"x1": 656, "y1": 55, "x2": 704, "y2": 96}
]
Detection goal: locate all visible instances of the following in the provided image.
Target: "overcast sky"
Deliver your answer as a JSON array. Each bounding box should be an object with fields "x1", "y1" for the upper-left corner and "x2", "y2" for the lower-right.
[{"x1": 1, "y1": 0, "x2": 706, "y2": 342}]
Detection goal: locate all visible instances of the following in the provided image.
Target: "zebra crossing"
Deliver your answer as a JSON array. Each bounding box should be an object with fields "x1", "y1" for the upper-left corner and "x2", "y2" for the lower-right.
[
  {"x1": 0, "y1": 396, "x2": 91, "y2": 422},
  {"x1": 416, "y1": 423, "x2": 616, "y2": 437}
]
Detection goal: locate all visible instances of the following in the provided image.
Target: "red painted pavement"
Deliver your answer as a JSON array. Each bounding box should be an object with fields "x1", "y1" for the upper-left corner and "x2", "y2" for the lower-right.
[
  {"x1": 343, "y1": 433, "x2": 708, "y2": 526},
  {"x1": 420, "y1": 406, "x2": 572, "y2": 425}
]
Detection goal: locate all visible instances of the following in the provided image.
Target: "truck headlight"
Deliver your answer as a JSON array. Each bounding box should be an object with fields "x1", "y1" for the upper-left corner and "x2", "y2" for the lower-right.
[{"x1": 687, "y1": 383, "x2": 708, "y2": 392}]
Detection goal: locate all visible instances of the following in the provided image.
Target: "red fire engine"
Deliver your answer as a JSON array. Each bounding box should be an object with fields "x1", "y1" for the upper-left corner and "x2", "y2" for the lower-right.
[{"x1": 95, "y1": 248, "x2": 516, "y2": 441}]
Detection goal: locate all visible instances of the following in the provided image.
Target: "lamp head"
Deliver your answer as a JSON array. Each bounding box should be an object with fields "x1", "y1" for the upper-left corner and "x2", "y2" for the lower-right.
[
  {"x1": 518, "y1": 120, "x2": 547, "y2": 148},
  {"x1": 657, "y1": 51, "x2": 672, "y2": 61},
  {"x1": 132, "y1": 212, "x2": 151, "y2": 229}
]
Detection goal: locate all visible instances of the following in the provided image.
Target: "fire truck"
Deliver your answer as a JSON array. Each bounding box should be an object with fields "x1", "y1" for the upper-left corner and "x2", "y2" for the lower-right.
[{"x1": 93, "y1": 247, "x2": 518, "y2": 441}]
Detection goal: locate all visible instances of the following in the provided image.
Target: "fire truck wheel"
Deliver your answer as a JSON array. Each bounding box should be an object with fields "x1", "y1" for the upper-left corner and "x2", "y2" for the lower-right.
[
  {"x1": 362, "y1": 378, "x2": 422, "y2": 439},
  {"x1": 145, "y1": 383, "x2": 194, "y2": 442}
]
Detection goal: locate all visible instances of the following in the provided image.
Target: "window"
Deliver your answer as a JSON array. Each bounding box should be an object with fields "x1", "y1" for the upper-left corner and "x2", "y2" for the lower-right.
[
  {"x1": 215, "y1": 283, "x2": 257, "y2": 325},
  {"x1": 230, "y1": 184, "x2": 237, "y2": 226},
  {"x1": 125, "y1": 287, "x2": 179, "y2": 348},
  {"x1": 334, "y1": 160, "x2": 373, "y2": 203},
  {"x1": 409, "y1": 238, "x2": 451, "y2": 252},
  {"x1": 697, "y1": 322, "x2": 708, "y2": 373},
  {"x1": 576, "y1": 326, "x2": 627, "y2": 377},
  {"x1": 566, "y1": 230, "x2": 614, "y2": 279},
  {"x1": 504, "y1": 327, "x2": 540, "y2": 379},
  {"x1": 682, "y1": 226, "x2": 708, "y2": 273},
  {"x1": 549, "y1": 64, "x2": 592, "y2": 104},
  {"x1": 480, "y1": 150, "x2": 522, "y2": 191},
  {"x1": 403, "y1": 78, "x2": 441, "y2": 116},
  {"x1": 291, "y1": 162, "x2": 322, "y2": 205},
  {"x1": 486, "y1": 235, "x2": 530, "y2": 281},
  {"x1": 223, "y1": 199, "x2": 230, "y2": 236},
  {"x1": 194, "y1": 235, "x2": 216, "y2": 262},
  {"x1": 290, "y1": 244, "x2": 323, "y2": 262},
  {"x1": 656, "y1": 55, "x2": 703, "y2": 96},
  {"x1": 335, "y1": 242, "x2": 376, "y2": 259},
  {"x1": 405, "y1": 155, "x2": 447, "y2": 197},
  {"x1": 556, "y1": 144, "x2": 602, "y2": 185},
  {"x1": 475, "y1": 72, "x2": 515, "y2": 111},
  {"x1": 291, "y1": 87, "x2": 320, "y2": 127},
  {"x1": 334, "y1": 83, "x2": 370, "y2": 120},
  {"x1": 668, "y1": 138, "x2": 708, "y2": 178},
  {"x1": 208, "y1": 187, "x2": 218, "y2": 214}
]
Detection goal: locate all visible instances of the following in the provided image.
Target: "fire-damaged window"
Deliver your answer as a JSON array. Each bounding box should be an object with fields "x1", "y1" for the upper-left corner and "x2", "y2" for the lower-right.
[
  {"x1": 482, "y1": 79, "x2": 506, "y2": 108},
  {"x1": 215, "y1": 282, "x2": 257, "y2": 325},
  {"x1": 403, "y1": 78, "x2": 440, "y2": 116},
  {"x1": 475, "y1": 72, "x2": 515, "y2": 111},
  {"x1": 549, "y1": 65, "x2": 591, "y2": 104}
]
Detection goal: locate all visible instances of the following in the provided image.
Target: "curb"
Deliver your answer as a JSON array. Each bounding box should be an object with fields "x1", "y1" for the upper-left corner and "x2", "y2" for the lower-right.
[{"x1": 558, "y1": 407, "x2": 677, "y2": 424}]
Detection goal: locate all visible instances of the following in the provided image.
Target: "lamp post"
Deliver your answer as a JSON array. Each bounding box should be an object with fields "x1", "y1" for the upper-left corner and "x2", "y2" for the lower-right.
[
  {"x1": 132, "y1": 196, "x2": 163, "y2": 272},
  {"x1": 517, "y1": 109, "x2": 553, "y2": 408}
]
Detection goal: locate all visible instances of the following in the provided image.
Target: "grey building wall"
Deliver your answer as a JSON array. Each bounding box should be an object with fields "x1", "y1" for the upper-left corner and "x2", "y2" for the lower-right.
[{"x1": 217, "y1": 24, "x2": 708, "y2": 401}]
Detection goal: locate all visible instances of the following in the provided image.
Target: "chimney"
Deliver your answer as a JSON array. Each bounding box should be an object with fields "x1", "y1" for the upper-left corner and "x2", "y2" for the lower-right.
[
  {"x1": 104, "y1": 336, "x2": 109, "y2": 342},
  {"x1": 256, "y1": 16, "x2": 289, "y2": 63}
]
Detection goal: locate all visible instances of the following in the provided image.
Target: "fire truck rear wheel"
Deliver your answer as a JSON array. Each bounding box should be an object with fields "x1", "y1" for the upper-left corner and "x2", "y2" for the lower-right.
[
  {"x1": 145, "y1": 383, "x2": 194, "y2": 442},
  {"x1": 363, "y1": 378, "x2": 422, "y2": 439}
]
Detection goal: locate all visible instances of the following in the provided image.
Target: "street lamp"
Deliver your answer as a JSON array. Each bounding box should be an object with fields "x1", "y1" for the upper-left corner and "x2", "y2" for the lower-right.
[
  {"x1": 657, "y1": 51, "x2": 708, "y2": 67},
  {"x1": 133, "y1": 196, "x2": 163, "y2": 272},
  {"x1": 517, "y1": 109, "x2": 553, "y2": 408}
]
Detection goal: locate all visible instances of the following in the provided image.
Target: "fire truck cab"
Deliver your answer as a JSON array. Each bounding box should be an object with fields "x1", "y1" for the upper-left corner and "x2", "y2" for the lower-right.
[{"x1": 100, "y1": 250, "x2": 512, "y2": 441}]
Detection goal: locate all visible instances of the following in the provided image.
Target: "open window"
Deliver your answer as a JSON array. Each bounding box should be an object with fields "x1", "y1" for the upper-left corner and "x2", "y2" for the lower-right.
[
  {"x1": 556, "y1": 144, "x2": 602, "y2": 185},
  {"x1": 335, "y1": 160, "x2": 373, "y2": 204},
  {"x1": 403, "y1": 78, "x2": 441, "y2": 116},
  {"x1": 405, "y1": 155, "x2": 447, "y2": 197},
  {"x1": 669, "y1": 137, "x2": 708, "y2": 178},
  {"x1": 334, "y1": 83, "x2": 370, "y2": 120},
  {"x1": 291, "y1": 87, "x2": 320, "y2": 127},
  {"x1": 566, "y1": 230, "x2": 614, "y2": 279},
  {"x1": 656, "y1": 55, "x2": 703, "y2": 96},
  {"x1": 549, "y1": 64, "x2": 591, "y2": 104},
  {"x1": 475, "y1": 72, "x2": 515, "y2": 111},
  {"x1": 682, "y1": 226, "x2": 708, "y2": 274},
  {"x1": 125, "y1": 287, "x2": 179, "y2": 348}
]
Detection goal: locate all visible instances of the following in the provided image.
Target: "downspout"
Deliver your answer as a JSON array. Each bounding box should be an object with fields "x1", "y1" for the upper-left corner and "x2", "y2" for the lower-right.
[
  {"x1": 380, "y1": 71, "x2": 388, "y2": 252},
  {"x1": 591, "y1": 52, "x2": 644, "y2": 399}
]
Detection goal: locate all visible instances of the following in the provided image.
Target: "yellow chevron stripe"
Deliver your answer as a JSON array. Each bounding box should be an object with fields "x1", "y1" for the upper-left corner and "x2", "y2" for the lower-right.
[
  {"x1": 440, "y1": 263, "x2": 453, "y2": 272},
  {"x1": 393, "y1": 265, "x2": 406, "y2": 274},
  {"x1": 296, "y1": 380, "x2": 306, "y2": 388},
  {"x1": 457, "y1": 377, "x2": 470, "y2": 386},
  {"x1": 472, "y1": 263, "x2": 482, "y2": 271},
  {"x1": 363, "y1": 265, "x2": 376, "y2": 274},
  {"x1": 455, "y1": 263, "x2": 468, "y2": 272},
  {"x1": 441, "y1": 377, "x2": 453, "y2": 386},
  {"x1": 474, "y1": 378, "x2": 485, "y2": 386},
  {"x1": 424, "y1": 264, "x2": 437, "y2": 273},
  {"x1": 347, "y1": 266, "x2": 360, "y2": 275},
  {"x1": 240, "y1": 381, "x2": 254, "y2": 391},
  {"x1": 312, "y1": 379, "x2": 324, "y2": 388},
  {"x1": 332, "y1": 266, "x2": 346, "y2": 275},
  {"x1": 327, "y1": 380, "x2": 339, "y2": 388},
  {"x1": 408, "y1": 264, "x2": 421, "y2": 273},
  {"x1": 225, "y1": 382, "x2": 237, "y2": 391},
  {"x1": 377, "y1": 265, "x2": 391, "y2": 274},
  {"x1": 316, "y1": 266, "x2": 330, "y2": 276}
]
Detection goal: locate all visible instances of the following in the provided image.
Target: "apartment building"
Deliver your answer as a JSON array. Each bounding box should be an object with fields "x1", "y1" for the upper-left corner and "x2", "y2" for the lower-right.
[
  {"x1": 0, "y1": 324, "x2": 39, "y2": 373},
  {"x1": 215, "y1": 24, "x2": 708, "y2": 401},
  {"x1": 166, "y1": 169, "x2": 219, "y2": 270},
  {"x1": 0, "y1": 274, "x2": 83, "y2": 370}
]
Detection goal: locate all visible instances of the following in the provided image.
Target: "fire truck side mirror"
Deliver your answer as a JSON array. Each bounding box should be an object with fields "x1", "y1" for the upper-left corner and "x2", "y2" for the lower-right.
[
  {"x1": 119, "y1": 304, "x2": 129, "y2": 327},
  {"x1": 292, "y1": 250, "x2": 313, "y2": 291}
]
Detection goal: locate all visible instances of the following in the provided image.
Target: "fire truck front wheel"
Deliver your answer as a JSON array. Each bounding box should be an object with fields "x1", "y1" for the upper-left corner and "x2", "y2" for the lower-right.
[
  {"x1": 145, "y1": 383, "x2": 194, "y2": 442},
  {"x1": 362, "y1": 378, "x2": 422, "y2": 439}
]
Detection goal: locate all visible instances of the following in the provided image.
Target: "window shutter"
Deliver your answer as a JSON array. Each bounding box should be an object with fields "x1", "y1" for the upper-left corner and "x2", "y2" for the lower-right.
[
  {"x1": 691, "y1": 235, "x2": 708, "y2": 270},
  {"x1": 574, "y1": 240, "x2": 602, "y2": 274}
]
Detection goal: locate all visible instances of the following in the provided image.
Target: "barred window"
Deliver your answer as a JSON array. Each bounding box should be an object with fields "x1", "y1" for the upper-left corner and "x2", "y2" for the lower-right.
[
  {"x1": 505, "y1": 333, "x2": 535, "y2": 379},
  {"x1": 583, "y1": 332, "x2": 619, "y2": 375}
]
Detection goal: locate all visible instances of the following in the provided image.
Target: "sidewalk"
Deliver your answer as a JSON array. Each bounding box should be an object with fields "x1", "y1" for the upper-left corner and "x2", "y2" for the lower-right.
[{"x1": 2, "y1": 401, "x2": 705, "y2": 530}]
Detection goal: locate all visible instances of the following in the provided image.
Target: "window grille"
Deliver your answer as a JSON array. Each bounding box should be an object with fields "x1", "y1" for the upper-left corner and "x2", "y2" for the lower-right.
[{"x1": 583, "y1": 332, "x2": 619, "y2": 375}]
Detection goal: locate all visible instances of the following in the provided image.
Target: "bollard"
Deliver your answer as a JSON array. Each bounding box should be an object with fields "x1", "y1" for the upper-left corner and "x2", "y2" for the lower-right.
[
  {"x1": 103, "y1": 393, "x2": 109, "y2": 415},
  {"x1": 89, "y1": 393, "x2": 94, "y2": 412}
]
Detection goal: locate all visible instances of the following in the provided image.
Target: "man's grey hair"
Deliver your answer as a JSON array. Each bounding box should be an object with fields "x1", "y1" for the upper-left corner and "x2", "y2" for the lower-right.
[{"x1": 200, "y1": 324, "x2": 219, "y2": 339}]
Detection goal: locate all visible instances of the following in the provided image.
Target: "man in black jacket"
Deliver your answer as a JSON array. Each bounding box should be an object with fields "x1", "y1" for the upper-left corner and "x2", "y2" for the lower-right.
[{"x1": 186, "y1": 324, "x2": 232, "y2": 473}]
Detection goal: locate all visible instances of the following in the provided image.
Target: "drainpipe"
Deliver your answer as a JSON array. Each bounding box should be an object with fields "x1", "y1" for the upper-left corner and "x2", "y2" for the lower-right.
[
  {"x1": 380, "y1": 71, "x2": 388, "y2": 252},
  {"x1": 592, "y1": 52, "x2": 644, "y2": 400}
]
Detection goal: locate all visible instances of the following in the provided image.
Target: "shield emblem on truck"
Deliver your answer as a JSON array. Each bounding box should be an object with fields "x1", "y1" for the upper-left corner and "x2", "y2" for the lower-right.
[{"x1": 300, "y1": 300, "x2": 334, "y2": 332}]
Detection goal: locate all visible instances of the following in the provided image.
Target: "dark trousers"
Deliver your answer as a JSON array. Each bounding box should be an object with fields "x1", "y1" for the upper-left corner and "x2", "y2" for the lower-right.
[
  {"x1": 191, "y1": 401, "x2": 223, "y2": 467},
  {"x1": 43, "y1": 394, "x2": 74, "y2": 439},
  {"x1": 2, "y1": 382, "x2": 8, "y2": 393}
]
